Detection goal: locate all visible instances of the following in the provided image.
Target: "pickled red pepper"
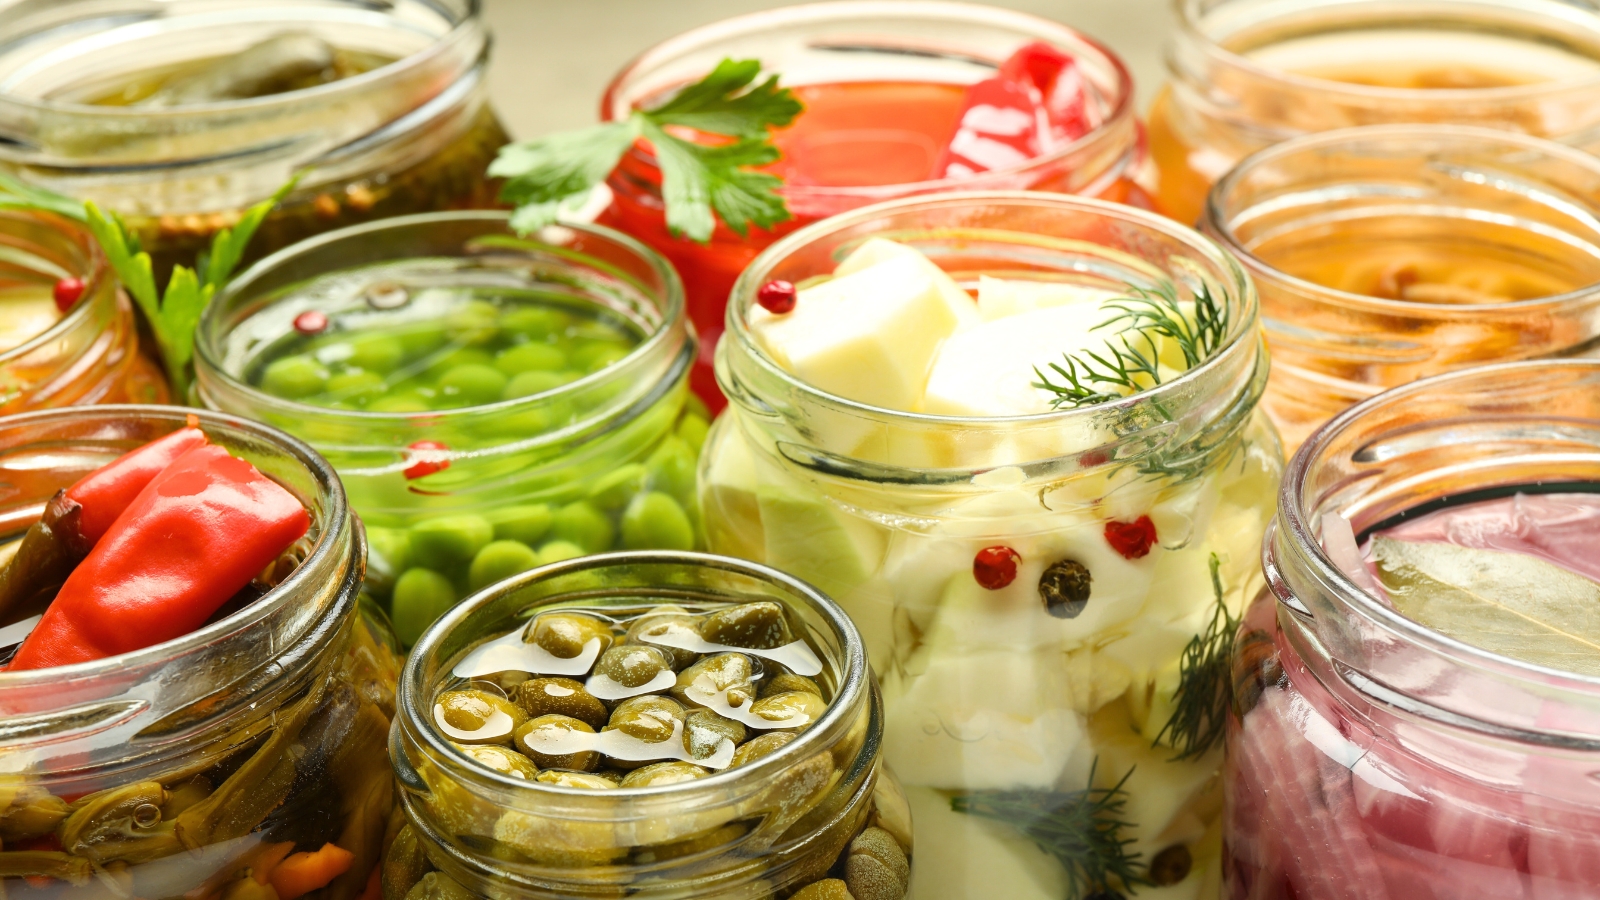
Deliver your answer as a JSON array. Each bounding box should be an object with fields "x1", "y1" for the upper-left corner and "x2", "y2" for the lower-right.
[
  {"x1": 10, "y1": 443, "x2": 309, "y2": 669},
  {"x1": 64, "y1": 425, "x2": 208, "y2": 544}
]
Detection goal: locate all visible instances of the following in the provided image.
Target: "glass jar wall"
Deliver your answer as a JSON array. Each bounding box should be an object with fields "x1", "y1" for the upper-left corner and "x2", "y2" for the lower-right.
[
  {"x1": 194, "y1": 212, "x2": 706, "y2": 648},
  {"x1": 0, "y1": 0, "x2": 508, "y2": 279},
  {"x1": 597, "y1": 1, "x2": 1147, "y2": 407},
  {"x1": 700, "y1": 192, "x2": 1282, "y2": 899},
  {"x1": 387, "y1": 551, "x2": 912, "y2": 900},
  {"x1": 1150, "y1": 0, "x2": 1600, "y2": 224},
  {"x1": 0, "y1": 405, "x2": 397, "y2": 900},
  {"x1": 1201, "y1": 125, "x2": 1600, "y2": 452},
  {"x1": 0, "y1": 208, "x2": 166, "y2": 411},
  {"x1": 1230, "y1": 360, "x2": 1600, "y2": 898}
]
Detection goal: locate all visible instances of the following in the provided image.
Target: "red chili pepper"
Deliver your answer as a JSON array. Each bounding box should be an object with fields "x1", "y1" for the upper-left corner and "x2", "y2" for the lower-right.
[
  {"x1": 10, "y1": 444, "x2": 309, "y2": 670},
  {"x1": 1104, "y1": 515, "x2": 1158, "y2": 560},
  {"x1": 933, "y1": 41, "x2": 1095, "y2": 179},
  {"x1": 65, "y1": 426, "x2": 209, "y2": 546}
]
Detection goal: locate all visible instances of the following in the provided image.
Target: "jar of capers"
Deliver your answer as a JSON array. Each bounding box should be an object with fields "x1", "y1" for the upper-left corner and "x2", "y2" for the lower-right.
[{"x1": 388, "y1": 551, "x2": 913, "y2": 900}]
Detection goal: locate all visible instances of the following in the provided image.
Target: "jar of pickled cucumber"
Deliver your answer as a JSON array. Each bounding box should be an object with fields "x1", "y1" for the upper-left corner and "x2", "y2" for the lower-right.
[
  {"x1": 1231, "y1": 360, "x2": 1600, "y2": 898},
  {"x1": 700, "y1": 193, "x2": 1283, "y2": 899},
  {"x1": 0, "y1": 208, "x2": 167, "y2": 411},
  {"x1": 0, "y1": 405, "x2": 398, "y2": 900},
  {"x1": 1201, "y1": 125, "x2": 1600, "y2": 452},
  {"x1": 386, "y1": 550, "x2": 912, "y2": 900},
  {"x1": 194, "y1": 212, "x2": 707, "y2": 647},
  {"x1": 0, "y1": 0, "x2": 507, "y2": 279},
  {"x1": 1150, "y1": 0, "x2": 1600, "y2": 224}
]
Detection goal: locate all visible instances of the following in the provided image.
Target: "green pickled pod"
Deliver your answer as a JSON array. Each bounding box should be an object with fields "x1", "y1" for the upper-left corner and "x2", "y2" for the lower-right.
[
  {"x1": 792, "y1": 880, "x2": 854, "y2": 900},
  {"x1": 403, "y1": 872, "x2": 475, "y2": 900},
  {"x1": 845, "y1": 827, "x2": 911, "y2": 900},
  {"x1": 509, "y1": 677, "x2": 608, "y2": 729},
  {"x1": 160, "y1": 777, "x2": 213, "y2": 820},
  {"x1": 682, "y1": 709, "x2": 745, "y2": 762},
  {"x1": 672, "y1": 653, "x2": 756, "y2": 710},
  {"x1": 591, "y1": 645, "x2": 674, "y2": 691},
  {"x1": 383, "y1": 823, "x2": 432, "y2": 900},
  {"x1": 434, "y1": 690, "x2": 527, "y2": 746},
  {"x1": 748, "y1": 691, "x2": 828, "y2": 734},
  {"x1": 761, "y1": 673, "x2": 822, "y2": 699},
  {"x1": 730, "y1": 733, "x2": 795, "y2": 768},
  {"x1": 456, "y1": 744, "x2": 539, "y2": 781},
  {"x1": 624, "y1": 609, "x2": 701, "y2": 670},
  {"x1": 528, "y1": 612, "x2": 613, "y2": 660},
  {"x1": 513, "y1": 714, "x2": 601, "y2": 771},
  {"x1": 57, "y1": 781, "x2": 172, "y2": 862},
  {"x1": 618, "y1": 762, "x2": 708, "y2": 789},
  {"x1": 533, "y1": 771, "x2": 617, "y2": 790},
  {"x1": 0, "y1": 850, "x2": 93, "y2": 885},
  {"x1": 699, "y1": 602, "x2": 790, "y2": 650},
  {"x1": 0, "y1": 786, "x2": 69, "y2": 841}
]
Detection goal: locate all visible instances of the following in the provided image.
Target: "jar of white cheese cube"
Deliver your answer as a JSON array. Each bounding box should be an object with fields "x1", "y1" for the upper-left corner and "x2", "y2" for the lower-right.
[{"x1": 700, "y1": 192, "x2": 1283, "y2": 900}]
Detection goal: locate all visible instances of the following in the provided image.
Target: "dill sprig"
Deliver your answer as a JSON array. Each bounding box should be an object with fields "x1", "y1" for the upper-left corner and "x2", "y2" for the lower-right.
[
  {"x1": 1154, "y1": 553, "x2": 1239, "y2": 760},
  {"x1": 951, "y1": 760, "x2": 1149, "y2": 900},
  {"x1": 1033, "y1": 281, "x2": 1232, "y2": 410}
]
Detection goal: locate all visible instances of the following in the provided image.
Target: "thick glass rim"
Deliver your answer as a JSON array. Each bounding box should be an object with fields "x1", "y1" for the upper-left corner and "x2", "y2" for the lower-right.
[
  {"x1": 0, "y1": 404, "x2": 352, "y2": 682},
  {"x1": 724, "y1": 189, "x2": 1259, "y2": 426},
  {"x1": 0, "y1": 207, "x2": 111, "y2": 367},
  {"x1": 1206, "y1": 123, "x2": 1600, "y2": 316},
  {"x1": 601, "y1": 0, "x2": 1138, "y2": 201}
]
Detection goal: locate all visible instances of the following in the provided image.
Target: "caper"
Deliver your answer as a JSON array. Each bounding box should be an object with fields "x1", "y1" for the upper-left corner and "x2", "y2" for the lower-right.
[
  {"x1": 761, "y1": 673, "x2": 821, "y2": 699},
  {"x1": 534, "y1": 770, "x2": 616, "y2": 790},
  {"x1": 699, "y1": 601, "x2": 790, "y2": 650},
  {"x1": 592, "y1": 645, "x2": 674, "y2": 690},
  {"x1": 404, "y1": 872, "x2": 474, "y2": 900},
  {"x1": 1039, "y1": 558, "x2": 1092, "y2": 619},
  {"x1": 1149, "y1": 844, "x2": 1193, "y2": 886},
  {"x1": 603, "y1": 696, "x2": 685, "y2": 767},
  {"x1": 619, "y1": 761, "x2": 708, "y2": 788},
  {"x1": 434, "y1": 689, "x2": 527, "y2": 745},
  {"x1": 594, "y1": 770, "x2": 626, "y2": 786},
  {"x1": 513, "y1": 714, "x2": 601, "y2": 771},
  {"x1": 382, "y1": 823, "x2": 430, "y2": 900},
  {"x1": 624, "y1": 608, "x2": 701, "y2": 670},
  {"x1": 730, "y1": 732, "x2": 795, "y2": 768},
  {"x1": 528, "y1": 611, "x2": 613, "y2": 660},
  {"x1": 456, "y1": 744, "x2": 540, "y2": 780},
  {"x1": 509, "y1": 677, "x2": 608, "y2": 729},
  {"x1": 673, "y1": 653, "x2": 756, "y2": 710},
  {"x1": 792, "y1": 881, "x2": 854, "y2": 900},
  {"x1": 845, "y1": 827, "x2": 910, "y2": 900},
  {"x1": 748, "y1": 691, "x2": 827, "y2": 733},
  {"x1": 683, "y1": 708, "x2": 746, "y2": 761}
]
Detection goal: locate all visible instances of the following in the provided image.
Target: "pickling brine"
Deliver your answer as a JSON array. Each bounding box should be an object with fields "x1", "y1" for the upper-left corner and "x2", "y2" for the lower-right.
[
  {"x1": 1230, "y1": 360, "x2": 1600, "y2": 899},
  {"x1": 701, "y1": 194, "x2": 1282, "y2": 899}
]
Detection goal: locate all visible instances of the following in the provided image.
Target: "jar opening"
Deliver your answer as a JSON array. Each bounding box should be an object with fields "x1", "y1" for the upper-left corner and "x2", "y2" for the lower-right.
[{"x1": 0, "y1": 208, "x2": 111, "y2": 365}]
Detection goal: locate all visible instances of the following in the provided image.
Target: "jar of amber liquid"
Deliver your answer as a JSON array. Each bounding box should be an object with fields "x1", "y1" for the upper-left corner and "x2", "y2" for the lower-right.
[
  {"x1": 1150, "y1": 0, "x2": 1600, "y2": 223},
  {"x1": 1202, "y1": 125, "x2": 1600, "y2": 452},
  {"x1": 0, "y1": 208, "x2": 166, "y2": 410},
  {"x1": 0, "y1": 0, "x2": 508, "y2": 278}
]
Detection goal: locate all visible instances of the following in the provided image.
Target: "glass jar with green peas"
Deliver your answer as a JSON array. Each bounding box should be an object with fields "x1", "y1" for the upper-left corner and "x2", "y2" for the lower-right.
[{"x1": 195, "y1": 212, "x2": 709, "y2": 646}]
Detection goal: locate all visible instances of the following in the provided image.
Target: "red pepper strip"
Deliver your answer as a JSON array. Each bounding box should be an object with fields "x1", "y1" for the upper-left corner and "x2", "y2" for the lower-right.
[
  {"x1": 65, "y1": 426, "x2": 208, "y2": 546},
  {"x1": 10, "y1": 444, "x2": 309, "y2": 670},
  {"x1": 933, "y1": 41, "x2": 1093, "y2": 179}
]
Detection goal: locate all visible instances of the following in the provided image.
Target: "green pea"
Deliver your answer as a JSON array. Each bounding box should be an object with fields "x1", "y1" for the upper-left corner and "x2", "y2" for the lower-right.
[
  {"x1": 468, "y1": 540, "x2": 540, "y2": 591},
  {"x1": 486, "y1": 504, "x2": 553, "y2": 545},
  {"x1": 646, "y1": 437, "x2": 697, "y2": 503},
  {"x1": 502, "y1": 307, "x2": 569, "y2": 339},
  {"x1": 584, "y1": 346, "x2": 631, "y2": 374},
  {"x1": 686, "y1": 393, "x2": 711, "y2": 422},
  {"x1": 366, "y1": 526, "x2": 412, "y2": 578},
  {"x1": 425, "y1": 348, "x2": 493, "y2": 380},
  {"x1": 261, "y1": 355, "x2": 329, "y2": 399},
  {"x1": 397, "y1": 327, "x2": 446, "y2": 359},
  {"x1": 446, "y1": 299, "x2": 500, "y2": 344},
  {"x1": 621, "y1": 492, "x2": 694, "y2": 551},
  {"x1": 437, "y1": 364, "x2": 508, "y2": 406},
  {"x1": 536, "y1": 540, "x2": 586, "y2": 564},
  {"x1": 391, "y1": 568, "x2": 457, "y2": 646},
  {"x1": 502, "y1": 370, "x2": 577, "y2": 401},
  {"x1": 368, "y1": 393, "x2": 431, "y2": 413},
  {"x1": 551, "y1": 501, "x2": 615, "y2": 553},
  {"x1": 495, "y1": 343, "x2": 567, "y2": 375},
  {"x1": 587, "y1": 464, "x2": 647, "y2": 511},
  {"x1": 348, "y1": 334, "x2": 405, "y2": 373},
  {"x1": 676, "y1": 414, "x2": 710, "y2": 454},
  {"x1": 410, "y1": 515, "x2": 494, "y2": 569},
  {"x1": 481, "y1": 407, "x2": 562, "y2": 437},
  {"x1": 325, "y1": 370, "x2": 385, "y2": 405},
  {"x1": 572, "y1": 340, "x2": 632, "y2": 373}
]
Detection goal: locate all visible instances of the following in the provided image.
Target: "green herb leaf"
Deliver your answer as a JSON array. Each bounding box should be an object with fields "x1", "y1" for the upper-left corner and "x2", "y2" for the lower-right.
[
  {"x1": 0, "y1": 174, "x2": 89, "y2": 222},
  {"x1": 1154, "y1": 553, "x2": 1239, "y2": 760},
  {"x1": 951, "y1": 761, "x2": 1149, "y2": 900},
  {"x1": 492, "y1": 57, "x2": 802, "y2": 243},
  {"x1": 1374, "y1": 536, "x2": 1600, "y2": 676}
]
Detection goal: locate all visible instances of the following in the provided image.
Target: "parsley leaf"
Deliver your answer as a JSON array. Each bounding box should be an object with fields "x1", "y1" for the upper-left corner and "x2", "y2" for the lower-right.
[{"x1": 492, "y1": 57, "x2": 802, "y2": 243}]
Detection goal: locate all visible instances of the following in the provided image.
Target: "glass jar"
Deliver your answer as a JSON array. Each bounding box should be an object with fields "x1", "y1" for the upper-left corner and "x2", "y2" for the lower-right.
[
  {"x1": 1201, "y1": 124, "x2": 1600, "y2": 453},
  {"x1": 194, "y1": 212, "x2": 706, "y2": 647},
  {"x1": 597, "y1": 0, "x2": 1148, "y2": 408},
  {"x1": 1230, "y1": 359, "x2": 1600, "y2": 898},
  {"x1": 0, "y1": 404, "x2": 399, "y2": 900},
  {"x1": 700, "y1": 192, "x2": 1283, "y2": 899},
  {"x1": 0, "y1": 0, "x2": 508, "y2": 279},
  {"x1": 387, "y1": 550, "x2": 912, "y2": 900},
  {"x1": 0, "y1": 208, "x2": 167, "y2": 411},
  {"x1": 1150, "y1": 0, "x2": 1600, "y2": 224}
]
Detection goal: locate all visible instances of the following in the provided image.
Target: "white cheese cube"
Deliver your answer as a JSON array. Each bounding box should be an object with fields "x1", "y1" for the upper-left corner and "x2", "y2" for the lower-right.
[
  {"x1": 905, "y1": 786, "x2": 1069, "y2": 900},
  {"x1": 977, "y1": 275, "x2": 1112, "y2": 320},
  {"x1": 923, "y1": 302, "x2": 1121, "y2": 417},
  {"x1": 835, "y1": 238, "x2": 982, "y2": 331}
]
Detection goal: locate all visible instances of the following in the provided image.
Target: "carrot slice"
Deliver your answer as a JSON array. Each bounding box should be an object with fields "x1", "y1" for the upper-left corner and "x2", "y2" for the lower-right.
[
  {"x1": 252, "y1": 842, "x2": 296, "y2": 886},
  {"x1": 269, "y1": 843, "x2": 355, "y2": 900}
]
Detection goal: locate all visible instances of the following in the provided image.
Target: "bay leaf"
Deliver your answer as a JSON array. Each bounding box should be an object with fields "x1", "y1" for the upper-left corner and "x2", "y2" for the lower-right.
[{"x1": 1372, "y1": 536, "x2": 1600, "y2": 677}]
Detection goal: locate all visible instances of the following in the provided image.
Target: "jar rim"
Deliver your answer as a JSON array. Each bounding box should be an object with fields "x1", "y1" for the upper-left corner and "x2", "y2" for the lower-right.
[
  {"x1": 398, "y1": 550, "x2": 869, "y2": 797},
  {"x1": 1206, "y1": 123, "x2": 1600, "y2": 315},
  {"x1": 723, "y1": 189, "x2": 1259, "y2": 426},
  {"x1": 0, "y1": 403, "x2": 351, "y2": 681},
  {"x1": 600, "y1": 0, "x2": 1139, "y2": 200},
  {"x1": 0, "y1": 208, "x2": 111, "y2": 367}
]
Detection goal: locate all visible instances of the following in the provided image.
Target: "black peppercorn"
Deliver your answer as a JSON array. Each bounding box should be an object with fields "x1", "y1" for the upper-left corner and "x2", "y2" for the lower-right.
[
  {"x1": 1150, "y1": 844, "x2": 1193, "y2": 886},
  {"x1": 1039, "y1": 558, "x2": 1092, "y2": 619}
]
